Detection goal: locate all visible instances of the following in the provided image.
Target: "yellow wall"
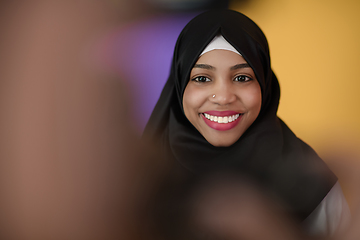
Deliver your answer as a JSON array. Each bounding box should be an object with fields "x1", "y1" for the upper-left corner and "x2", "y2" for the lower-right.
[
  {"x1": 231, "y1": 0, "x2": 360, "y2": 210},
  {"x1": 231, "y1": 0, "x2": 360, "y2": 152}
]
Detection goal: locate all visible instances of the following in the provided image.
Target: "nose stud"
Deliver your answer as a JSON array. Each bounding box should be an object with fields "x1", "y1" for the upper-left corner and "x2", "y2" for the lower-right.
[{"x1": 212, "y1": 94, "x2": 216, "y2": 98}]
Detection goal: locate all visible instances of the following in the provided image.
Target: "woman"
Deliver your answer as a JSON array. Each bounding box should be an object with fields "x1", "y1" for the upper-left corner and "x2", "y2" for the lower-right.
[{"x1": 143, "y1": 9, "x2": 350, "y2": 236}]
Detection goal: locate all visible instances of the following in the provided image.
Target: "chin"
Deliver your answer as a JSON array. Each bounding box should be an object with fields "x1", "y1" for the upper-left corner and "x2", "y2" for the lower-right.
[
  {"x1": 202, "y1": 131, "x2": 243, "y2": 147},
  {"x1": 206, "y1": 138, "x2": 237, "y2": 147}
]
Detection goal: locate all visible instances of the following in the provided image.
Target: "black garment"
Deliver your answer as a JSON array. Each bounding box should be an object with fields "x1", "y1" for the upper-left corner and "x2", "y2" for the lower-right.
[{"x1": 143, "y1": 9, "x2": 337, "y2": 221}]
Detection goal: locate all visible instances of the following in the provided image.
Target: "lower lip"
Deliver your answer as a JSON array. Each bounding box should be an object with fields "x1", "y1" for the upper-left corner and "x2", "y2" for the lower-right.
[{"x1": 201, "y1": 114, "x2": 242, "y2": 131}]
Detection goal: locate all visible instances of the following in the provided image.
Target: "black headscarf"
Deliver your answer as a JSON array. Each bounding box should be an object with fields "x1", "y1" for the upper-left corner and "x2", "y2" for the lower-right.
[{"x1": 143, "y1": 9, "x2": 337, "y2": 221}]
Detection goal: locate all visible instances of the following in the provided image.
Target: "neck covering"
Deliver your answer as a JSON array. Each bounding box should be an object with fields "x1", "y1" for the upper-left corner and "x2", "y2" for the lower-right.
[
  {"x1": 143, "y1": 9, "x2": 337, "y2": 221},
  {"x1": 200, "y1": 34, "x2": 241, "y2": 56}
]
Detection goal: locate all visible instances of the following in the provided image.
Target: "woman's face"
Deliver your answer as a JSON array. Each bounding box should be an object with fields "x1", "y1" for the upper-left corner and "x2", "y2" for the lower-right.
[{"x1": 183, "y1": 50, "x2": 261, "y2": 147}]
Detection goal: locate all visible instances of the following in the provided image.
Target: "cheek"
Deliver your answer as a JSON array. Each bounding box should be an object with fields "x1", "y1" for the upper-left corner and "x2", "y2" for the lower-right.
[
  {"x1": 182, "y1": 85, "x2": 208, "y2": 117},
  {"x1": 240, "y1": 84, "x2": 262, "y2": 112}
]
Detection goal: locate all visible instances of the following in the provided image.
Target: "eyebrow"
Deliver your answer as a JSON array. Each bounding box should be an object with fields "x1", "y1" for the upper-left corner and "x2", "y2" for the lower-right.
[
  {"x1": 230, "y1": 63, "x2": 251, "y2": 70},
  {"x1": 193, "y1": 63, "x2": 251, "y2": 71},
  {"x1": 193, "y1": 64, "x2": 215, "y2": 70}
]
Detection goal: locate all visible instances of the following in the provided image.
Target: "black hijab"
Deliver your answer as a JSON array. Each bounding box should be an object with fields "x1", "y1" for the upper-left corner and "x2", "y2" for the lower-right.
[{"x1": 143, "y1": 9, "x2": 337, "y2": 221}]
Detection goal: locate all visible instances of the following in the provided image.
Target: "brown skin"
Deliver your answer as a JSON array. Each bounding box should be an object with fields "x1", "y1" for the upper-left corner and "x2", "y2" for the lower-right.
[{"x1": 183, "y1": 50, "x2": 262, "y2": 147}]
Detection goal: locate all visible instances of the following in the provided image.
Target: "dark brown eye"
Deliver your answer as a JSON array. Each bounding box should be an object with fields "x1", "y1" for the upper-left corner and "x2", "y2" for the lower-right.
[
  {"x1": 192, "y1": 76, "x2": 211, "y2": 82},
  {"x1": 234, "y1": 75, "x2": 253, "y2": 82}
]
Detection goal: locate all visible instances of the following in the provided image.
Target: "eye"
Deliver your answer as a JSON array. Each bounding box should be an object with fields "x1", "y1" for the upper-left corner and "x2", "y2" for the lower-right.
[
  {"x1": 191, "y1": 76, "x2": 211, "y2": 83},
  {"x1": 234, "y1": 75, "x2": 253, "y2": 82}
]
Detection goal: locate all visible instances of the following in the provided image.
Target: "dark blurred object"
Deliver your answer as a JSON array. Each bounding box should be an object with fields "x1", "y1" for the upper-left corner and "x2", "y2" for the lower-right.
[
  {"x1": 147, "y1": 155, "x2": 360, "y2": 240},
  {"x1": 149, "y1": 169, "x2": 305, "y2": 240},
  {"x1": 145, "y1": 0, "x2": 251, "y2": 11},
  {"x1": 146, "y1": 0, "x2": 228, "y2": 11}
]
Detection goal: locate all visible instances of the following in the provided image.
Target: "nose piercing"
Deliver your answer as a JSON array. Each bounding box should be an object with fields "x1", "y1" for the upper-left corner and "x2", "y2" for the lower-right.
[{"x1": 212, "y1": 94, "x2": 216, "y2": 98}]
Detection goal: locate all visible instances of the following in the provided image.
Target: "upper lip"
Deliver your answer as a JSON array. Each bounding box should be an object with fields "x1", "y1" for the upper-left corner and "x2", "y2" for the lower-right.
[{"x1": 203, "y1": 110, "x2": 241, "y2": 117}]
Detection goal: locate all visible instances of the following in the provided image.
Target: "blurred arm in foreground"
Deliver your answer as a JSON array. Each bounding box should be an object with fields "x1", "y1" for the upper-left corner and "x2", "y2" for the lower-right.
[{"x1": 0, "y1": 1, "x2": 165, "y2": 240}]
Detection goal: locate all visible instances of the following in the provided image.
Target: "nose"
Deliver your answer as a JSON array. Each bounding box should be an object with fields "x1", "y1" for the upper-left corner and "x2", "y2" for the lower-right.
[{"x1": 210, "y1": 80, "x2": 236, "y2": 105}]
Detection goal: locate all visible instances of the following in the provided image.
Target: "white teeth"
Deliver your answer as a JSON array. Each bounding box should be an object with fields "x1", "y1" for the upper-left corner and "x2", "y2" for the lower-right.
[{"x1": 203, "y1": 113, "x2": 240, "y2": 123}]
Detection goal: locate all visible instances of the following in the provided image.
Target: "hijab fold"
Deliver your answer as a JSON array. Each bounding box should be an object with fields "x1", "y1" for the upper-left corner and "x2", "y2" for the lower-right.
[{"x1": 143, "y1": 9, "x2": 337, "y2": 220}]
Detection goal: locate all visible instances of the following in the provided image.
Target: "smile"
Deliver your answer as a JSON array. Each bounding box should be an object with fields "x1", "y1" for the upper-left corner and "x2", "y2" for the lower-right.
[
  {"x1": 201, "y1": 111, "x2": 242, "y2": 131},
  {"x1": 203, "y1": 113, "x2": 240, "y2": 123}
]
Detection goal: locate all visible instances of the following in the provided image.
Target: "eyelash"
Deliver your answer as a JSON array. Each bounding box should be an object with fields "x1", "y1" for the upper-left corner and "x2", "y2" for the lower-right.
[
  {"x1": 191, "y1": 76, "x2": 211, "y2": 83},
  {"x1": 191, "y1": 75, "x2": 253, "y2": 83},
  {"x1": 234, "y1": 75, "x2": 253, "y2": 82}
]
